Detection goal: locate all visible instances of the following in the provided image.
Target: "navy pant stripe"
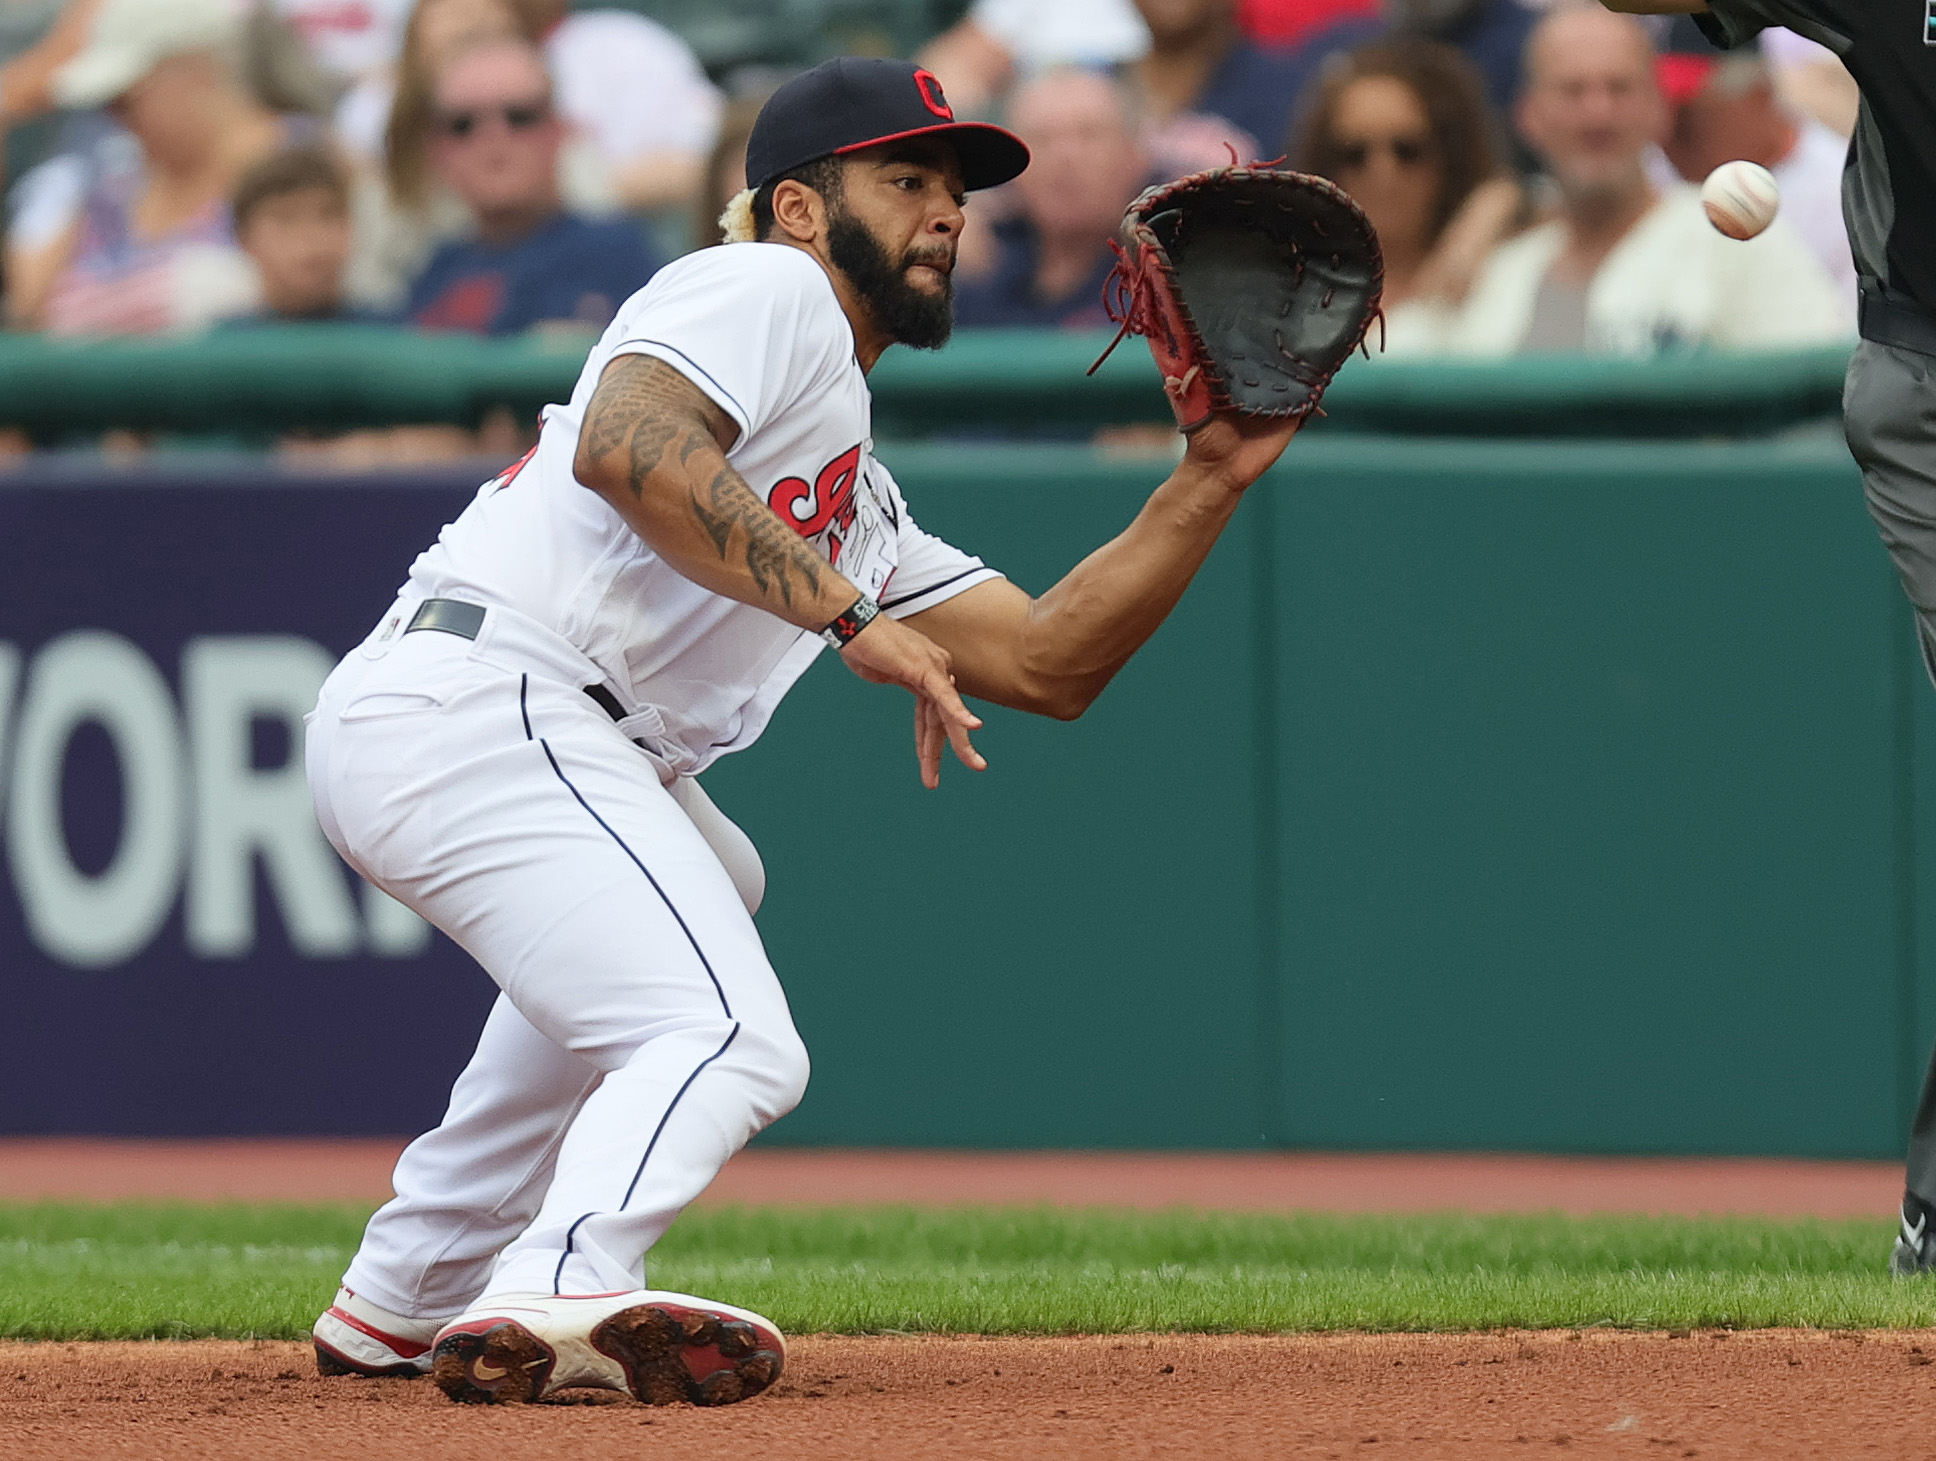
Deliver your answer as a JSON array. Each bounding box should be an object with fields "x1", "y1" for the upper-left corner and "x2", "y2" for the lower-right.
[
  {"x1": 523, "y1": 677, "x2": 734, "y2": 1019},
  {"x1": 619, "y1": 1022, "x2": 741, "y2": 1213},
  {"x1": 552, "y1": 1022, "x2": 742, "y2": 1293}
]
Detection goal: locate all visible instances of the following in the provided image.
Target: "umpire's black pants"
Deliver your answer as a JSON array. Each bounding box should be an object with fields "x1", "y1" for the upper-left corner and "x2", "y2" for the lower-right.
[{"x1": 1846, "y1": 338, "x2": 1936, "y2": 1201}]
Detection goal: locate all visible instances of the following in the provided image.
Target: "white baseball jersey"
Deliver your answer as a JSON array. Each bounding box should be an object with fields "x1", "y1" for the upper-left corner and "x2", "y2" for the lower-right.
[
  {"x1": 314, "y1": 243, "x2": 1003, "y2": 1312},
  {"x1": 402, "y1": 242, "x2": 1003, "y2": 775}
]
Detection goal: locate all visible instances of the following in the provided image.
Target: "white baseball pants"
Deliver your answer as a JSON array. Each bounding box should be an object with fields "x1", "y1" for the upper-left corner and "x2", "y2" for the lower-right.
[{"x1": 305, "y1": 607, "x2": 808, "y2": 1317}]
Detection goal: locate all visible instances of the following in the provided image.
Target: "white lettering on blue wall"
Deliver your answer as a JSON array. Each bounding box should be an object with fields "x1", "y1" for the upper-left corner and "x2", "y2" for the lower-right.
[{"x1": 0, "y1": 633, "x2": 430, "y2": 968}]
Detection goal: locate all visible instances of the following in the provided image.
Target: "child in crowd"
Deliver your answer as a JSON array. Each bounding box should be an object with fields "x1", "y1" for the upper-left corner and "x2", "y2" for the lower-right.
[
  {"x1": 10, "y1": 0, "x2": 295, "y2": 335},
  {"x1": 229, "y1": 146, "x2": 383, "y2": 323}
]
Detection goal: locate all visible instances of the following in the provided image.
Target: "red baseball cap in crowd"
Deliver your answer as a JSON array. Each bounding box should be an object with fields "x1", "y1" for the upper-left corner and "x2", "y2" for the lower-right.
[
  {"x1": 1656, "y1": 52, "x2": 1718, "y2": 105},
  {"x1": 745, "y1": 56, "x2": 1030, "y2": 193}
]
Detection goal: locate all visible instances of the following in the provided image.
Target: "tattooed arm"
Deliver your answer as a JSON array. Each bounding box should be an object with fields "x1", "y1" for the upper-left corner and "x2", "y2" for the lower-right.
[
  {"x1": 572, "y1": 353, "x2": 987, "y2": 787},
  {"x1": 573, "y1": 354, "x2": 858, "y2": 627}
]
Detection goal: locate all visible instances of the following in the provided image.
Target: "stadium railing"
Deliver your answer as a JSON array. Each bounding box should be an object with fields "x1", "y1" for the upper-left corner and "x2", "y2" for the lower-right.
[{"x1": 0, "y1": 326, "x2": 1852, "y2": 441}]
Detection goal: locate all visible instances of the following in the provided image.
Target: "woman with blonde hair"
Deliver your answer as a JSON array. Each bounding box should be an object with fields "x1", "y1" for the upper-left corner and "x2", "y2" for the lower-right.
[{"x1": 1292, "y1": 38, "x2": 1524, "y2": 353}]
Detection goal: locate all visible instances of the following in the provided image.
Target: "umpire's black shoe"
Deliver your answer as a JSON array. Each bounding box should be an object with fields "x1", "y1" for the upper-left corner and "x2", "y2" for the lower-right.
[{"x1": 1890, "y1": 1193, "x2": 1936, "y2": 1276}]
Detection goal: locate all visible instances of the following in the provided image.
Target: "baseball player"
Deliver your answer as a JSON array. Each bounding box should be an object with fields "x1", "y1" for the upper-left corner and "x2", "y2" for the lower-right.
[{"x1": 304, "y1": 56, "x2": 1302, "y2": 1405}]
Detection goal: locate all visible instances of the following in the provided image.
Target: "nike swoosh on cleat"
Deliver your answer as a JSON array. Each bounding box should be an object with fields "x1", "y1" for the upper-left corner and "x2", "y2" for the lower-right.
[
  {"x1": 473, "y1": 1359, "x2": 508, "y2": 1381},
  {"x1": 1906, "y1": 1213, "x2": 1927, "y2": 1248}
]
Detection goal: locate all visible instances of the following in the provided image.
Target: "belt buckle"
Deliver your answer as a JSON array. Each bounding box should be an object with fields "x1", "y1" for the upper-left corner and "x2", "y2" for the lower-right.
[{"x1": 406, "y1": 599, "x2": 487, "y2": 640}]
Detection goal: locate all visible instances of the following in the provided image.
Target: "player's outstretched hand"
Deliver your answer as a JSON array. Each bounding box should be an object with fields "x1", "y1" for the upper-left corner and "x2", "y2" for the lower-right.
[
  {"x1": 1182, "y1": 410, "x2": 1302, "y2": 493},
  {"x1": 839, "y1": 614, "x2": 987, "y2": 789}
]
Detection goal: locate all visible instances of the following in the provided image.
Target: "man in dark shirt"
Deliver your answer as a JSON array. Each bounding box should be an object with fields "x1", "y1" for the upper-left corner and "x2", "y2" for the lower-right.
[
  {"x1": 407, "y1": 36, "x2": 658, "y2": 337},
  {"x1": 1131, "y1": 0, "x2": 1307, "y2": 156},
  {"x1": 955, "y1": 69, "x2": 1150, "y2": 329},
  {"x1": 1608, "y1": 0, "x2": 1936, "y2": 1274}
]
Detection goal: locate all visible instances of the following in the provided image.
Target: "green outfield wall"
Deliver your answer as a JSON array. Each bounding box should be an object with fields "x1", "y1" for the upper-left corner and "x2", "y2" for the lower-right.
[
  {"x1": 703, "y1": 430, "x2": 1933, "y2": 1156},
  {"x1": 0, "y1": 343, "x2": 1910, "y2": 1154},
  {"x1": 0, "y1": 327, "x2": 1850, "y2": 439}
]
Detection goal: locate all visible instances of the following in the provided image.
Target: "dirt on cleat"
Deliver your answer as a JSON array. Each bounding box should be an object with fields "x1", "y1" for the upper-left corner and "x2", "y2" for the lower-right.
[
  {"x1": 715, "y1": 1320, "x2": 757, "y2": 1358},
  {"x1": 313, "y1": 1343, "x2": 422, "y2": 1380},
  {"x1": 591, "y1": 1303, "x2": 784, "y2": 1407},
  {"x1": 313, "y1": 1346, "x2": 358, "y2": 1378},
  {"x1": 431, "y1": 1322, "x2": 556, "y2": 1404}
]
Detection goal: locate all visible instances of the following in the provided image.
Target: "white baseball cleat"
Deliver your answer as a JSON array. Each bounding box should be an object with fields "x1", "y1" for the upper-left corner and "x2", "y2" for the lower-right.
[
  {"x1": 430, "y1": 1289, "x2": 786, "y2": 1406},
  {"x1": 312, "y1": 1286, "x2": 445, "y2": 1377}
]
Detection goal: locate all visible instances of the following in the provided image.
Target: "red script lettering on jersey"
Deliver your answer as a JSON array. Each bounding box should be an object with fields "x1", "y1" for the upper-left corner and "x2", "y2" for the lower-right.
[
  {"x1": 769, "y1": 445, "x2": 863, "y2": 561},
  {"x1": 487, "y1": 444, "x2": 538, "y2": 493}
]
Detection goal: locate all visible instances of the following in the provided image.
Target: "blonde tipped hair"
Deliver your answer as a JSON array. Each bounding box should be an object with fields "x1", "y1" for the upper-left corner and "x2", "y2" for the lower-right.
[{"x1": 719, "y1": 188, "x2": 757, "y2": 244}]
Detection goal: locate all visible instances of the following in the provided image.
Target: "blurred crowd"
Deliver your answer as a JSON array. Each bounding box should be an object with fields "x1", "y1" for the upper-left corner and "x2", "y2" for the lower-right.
[
  {"x1": 928, "y1": 0, "x2": 1854, "y2": 354},
  {"x1": 0, "y1": 0, "x2": 1859, "y2": 369}
]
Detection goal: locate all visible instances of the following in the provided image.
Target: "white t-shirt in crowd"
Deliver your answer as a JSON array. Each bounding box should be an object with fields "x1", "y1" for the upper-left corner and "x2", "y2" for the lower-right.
[
  {"x1": 1424, "y1": 184, "x2": 1851, "y2": 357},
  {"x1": 1760, "y1": 25, "x2": 1835, "y2": 72},
  {"x1": 272, "y1": 0, "x2": 412, "y2": 83},
  {"x1": 405, "y1": 243, "x2": 1002, "y2": 775},
  {"x1": 969, "y1": 0, "x2": 1149, "y2": 70},
  {"x1": 1772, "y1": 116, "x2": 1857, "y2": 322},
  {"x1": 546, "y1": 10, "x2": 723, "y2": 162}
]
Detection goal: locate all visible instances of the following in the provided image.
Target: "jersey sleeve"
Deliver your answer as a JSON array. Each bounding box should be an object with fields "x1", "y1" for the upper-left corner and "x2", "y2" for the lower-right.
[
  {"x1": 872, "y1": 463, "x2": 1005, "y2": 619},
  {"x1": 1695, "y1": 0, "x2": 1851, "y2": 54},
  {"x1": 602, "y1": 246, "x2": 843, "y2": 444}
]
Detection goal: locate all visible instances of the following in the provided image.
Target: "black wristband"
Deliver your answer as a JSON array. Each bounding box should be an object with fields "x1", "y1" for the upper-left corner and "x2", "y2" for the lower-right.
[{"x1": 819, "y1": 593, "x2": 880, "y2": 648}]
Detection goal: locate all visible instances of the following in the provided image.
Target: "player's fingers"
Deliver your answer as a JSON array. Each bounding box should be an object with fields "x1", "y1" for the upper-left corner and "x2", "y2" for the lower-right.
[
  {"x1": 942, "y1": 707, "x2": 987, "y2": 774},
  {"x1": 926, "y1": 696, "x2": 951, "y2": 767},
  {"x1": 914, "y1": 670, "x2": 985, "y2": 772},
  {"x1": 921, "y1": 667, "x2": 983, "y2": 733},
  {"x1": 915, "y1": 696, "x2": 943, "y2": 789}
]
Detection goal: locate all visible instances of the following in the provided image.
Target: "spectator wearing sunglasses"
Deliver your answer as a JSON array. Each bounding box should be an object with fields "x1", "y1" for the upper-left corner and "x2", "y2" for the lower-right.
[
  {"x1": 1293, "y1": 38, "x2": 1523, "y2": 353},
  {"x1": 403, "y1": 36, "x2": 658, "y2": 337},
  {"x1": 1434, "y1": 7, "x2": 1842, "y2": 357},
  {"x1": 343, "y1": 0, "x2": 609, "y2": 314}
]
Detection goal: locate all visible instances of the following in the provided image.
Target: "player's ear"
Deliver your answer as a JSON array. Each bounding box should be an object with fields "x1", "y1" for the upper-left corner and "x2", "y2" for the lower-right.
[{"x1": 770, "y1": 179, "x2": 826, "y2": 245}]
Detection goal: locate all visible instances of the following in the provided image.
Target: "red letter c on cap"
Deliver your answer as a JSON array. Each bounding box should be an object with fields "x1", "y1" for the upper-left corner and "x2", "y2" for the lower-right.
[{"x1": 913, "y1": 68, "x2": 953, "y2": 120}]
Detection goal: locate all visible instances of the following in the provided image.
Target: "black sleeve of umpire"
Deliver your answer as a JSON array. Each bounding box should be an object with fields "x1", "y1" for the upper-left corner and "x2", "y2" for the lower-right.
[{"x1": 1692, "y1": 0, "x2": 1853, "y2": 56}]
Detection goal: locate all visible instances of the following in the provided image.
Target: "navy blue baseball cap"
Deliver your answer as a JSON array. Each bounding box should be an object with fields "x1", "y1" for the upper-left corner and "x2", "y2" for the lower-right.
[{"x1": 745, "y1": 57, "x2": 1030, "y2": 193}]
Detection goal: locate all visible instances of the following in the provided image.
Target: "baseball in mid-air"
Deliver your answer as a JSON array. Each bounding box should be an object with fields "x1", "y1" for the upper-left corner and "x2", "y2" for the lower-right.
[{"x1": 1700, "y1": 160, "x2": 1781, "y2": 240}]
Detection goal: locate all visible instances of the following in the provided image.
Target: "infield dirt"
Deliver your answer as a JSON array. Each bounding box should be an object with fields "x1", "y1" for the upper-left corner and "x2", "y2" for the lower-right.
[{"x1": 4, "y1": 1330, "x2": 1934, "y2": 1460}]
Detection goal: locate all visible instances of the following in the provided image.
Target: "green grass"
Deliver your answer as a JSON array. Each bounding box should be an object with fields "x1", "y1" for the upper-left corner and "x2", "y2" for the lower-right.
[{"x1": 0, "y1": 1203, "x2": 1930, "y2": 1340}]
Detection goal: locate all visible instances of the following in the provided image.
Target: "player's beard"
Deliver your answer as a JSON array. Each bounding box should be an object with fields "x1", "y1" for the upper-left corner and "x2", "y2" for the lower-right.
[{"x1": 828, "y1": 211, "x2": 954, "y2": 351}]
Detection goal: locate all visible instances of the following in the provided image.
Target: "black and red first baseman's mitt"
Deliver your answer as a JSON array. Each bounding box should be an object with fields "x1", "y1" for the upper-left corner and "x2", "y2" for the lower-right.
[{"x1": 1090, "y1": 165, "x2": 1384, "y2": 431}]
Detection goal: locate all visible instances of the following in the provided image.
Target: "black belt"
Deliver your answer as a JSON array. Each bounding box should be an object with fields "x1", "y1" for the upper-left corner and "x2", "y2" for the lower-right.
[
  {"x1": 1858, "y1": 290, "x2": 1936, "y2": 358},
  {"x1": 404, "y1": 597, "x2": 629, "y2": 725}
]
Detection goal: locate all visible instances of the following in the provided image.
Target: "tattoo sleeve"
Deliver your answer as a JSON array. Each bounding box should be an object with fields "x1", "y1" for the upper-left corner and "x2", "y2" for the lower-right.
[
  {"x1": 686, "y1": 463, "x2": 823, "y2": 610},
  {"x1": 575, "y1": 355, "x2": 842, "y2": 624}
]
